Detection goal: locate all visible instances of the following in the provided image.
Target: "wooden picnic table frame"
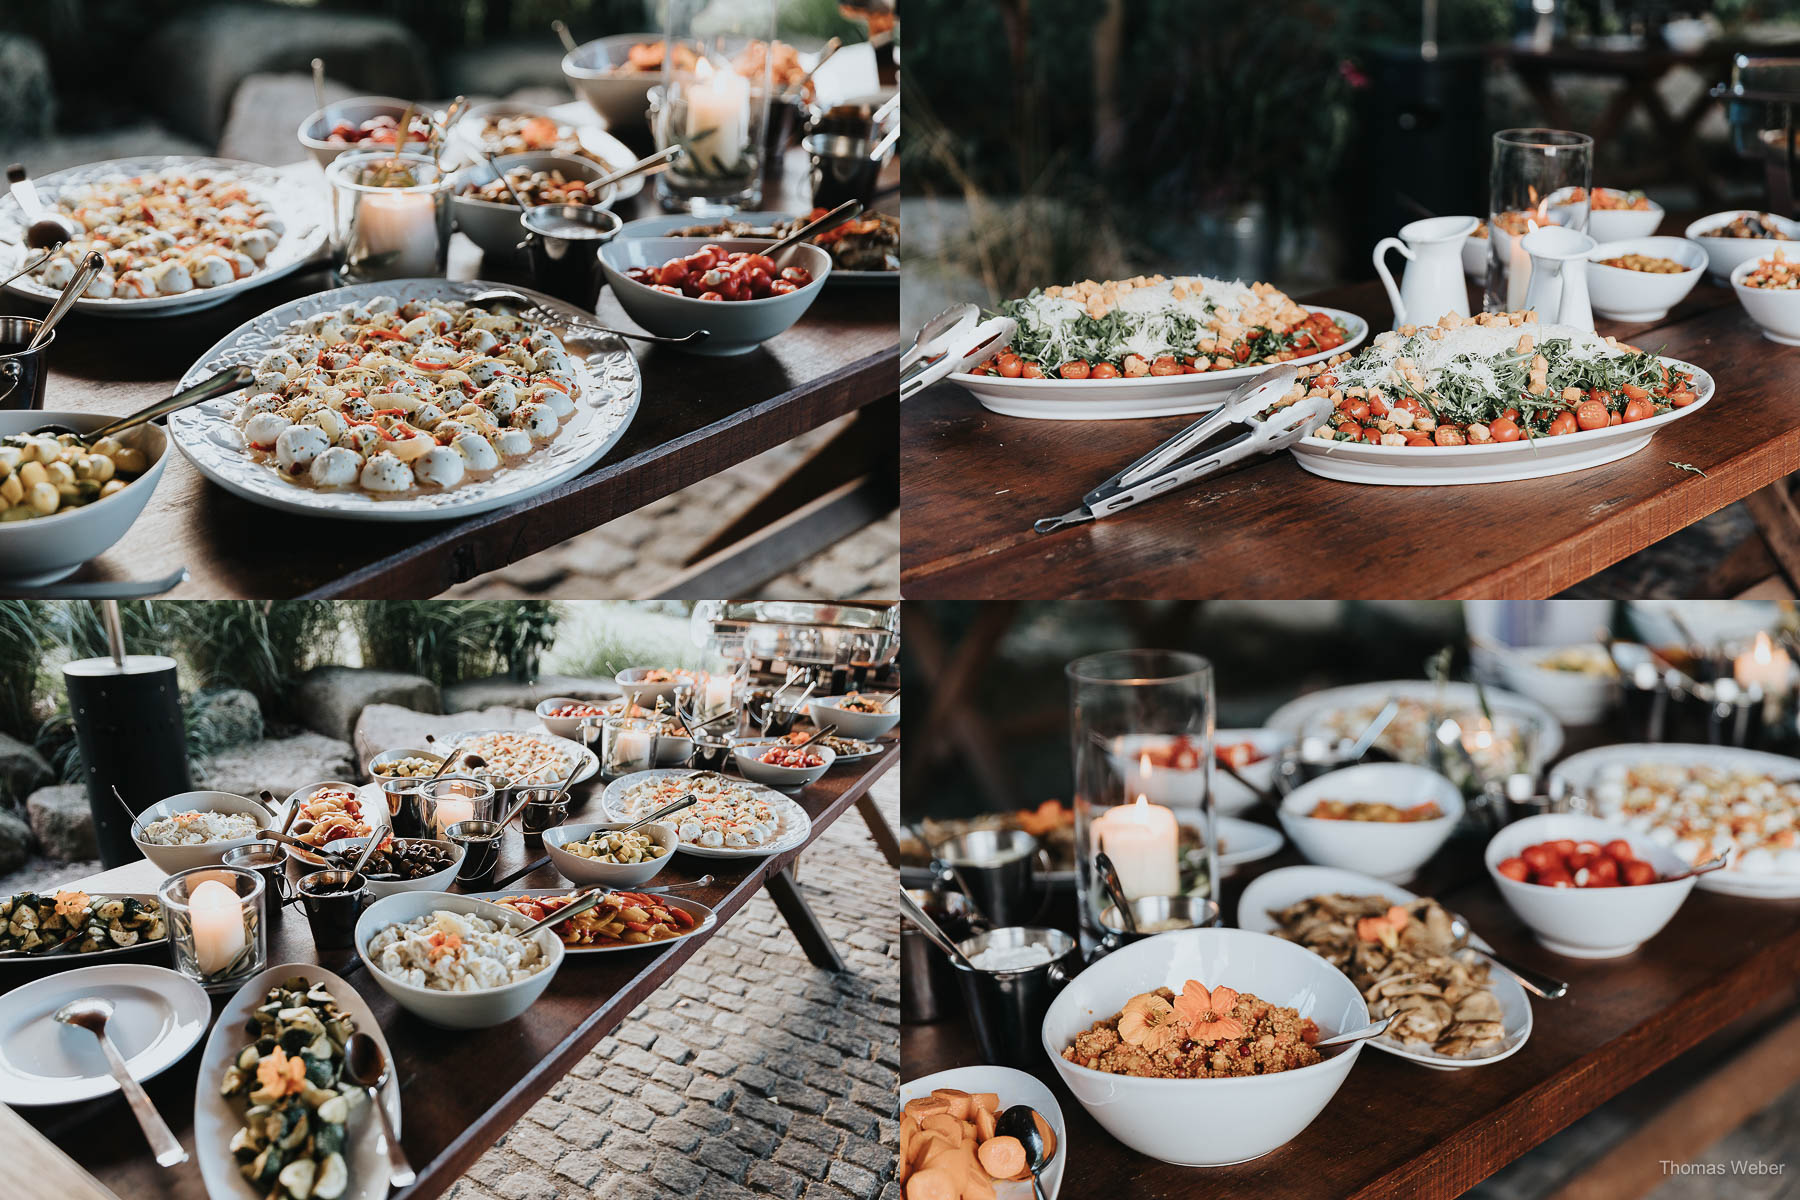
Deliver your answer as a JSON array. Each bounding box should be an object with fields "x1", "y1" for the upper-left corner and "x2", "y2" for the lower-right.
[{"x1": 2, "y1": 740, "x2": 897, "y2": 1200}]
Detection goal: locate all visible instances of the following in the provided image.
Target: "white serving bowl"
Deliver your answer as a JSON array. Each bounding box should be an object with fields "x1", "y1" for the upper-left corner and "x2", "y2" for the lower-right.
[
  {"x1": 562, "y1": 33, "x2": 661, "y2": 130},
  {"x1": 1687, "y1": 210, "x2": 1800, "y2": 280},
  {"x1": 1586, "y1": 237, "x2": 1705, "y2": 322},
  {"x1": 295, "y1": 95, "x2": 431, "y2": 168},
  {"x1": 1484, "y1": 813, "x2": 1698, "y2": 958},
  {"x1": 1730, "y1": 254, "x2": 1800, "y2": 345},
  {"x1": 1109, "y1": 729, "x2": 1289, "y2": 815},
  {"x1": 543, "y1": 820, "x2": 677, "y2": 888},
  {"x1": 614, "y1": 667, "x2": 689, "y2": 709},
  {"x1": 322, "y1": 835, "x2": 464, "y2": 898},
  {"x1": 0, "y1": 413, "x2": 168, "y2": 586},
  {"x1": 1276, "y1": 763, "x2": 1463, "y2": 881},
  {"x1": 598, "y1": 238, "x2": 831, "y2": 356},
  {"x1": 449, "y1": 151, "x2": 615, "y2": 262},
  {"x1": 900, "y1": 1065, "x2": 1068, "y2": 1199},
  {"x1": 807, "y1": 693, "x2": 900, "y2": 741},
  {"x1": 653, "y1": 728, "x2": 693, "y2": 766},
  {"x1": 731, "y1": 738, "x2": 835, "y2": 790},
  {"x1": 1549, "y1": 190, "x2": 1663, "y2": 242},
  {"x1": 365, "y1": 746, "x2": 445, "y2": 782},
  {"x1": 1041, "y1": 928, "x2": 1367, "y2": 1166},
  {"x1": 130, "y1": 790, "x2": 273, "y2": 873},
  {"x1": 1483, "y1": 644, "x2": 1619, "y2": 726},
  {"x1": 534, "y1": 697, "x2": 606, "y2": 742},
  {"x1": 355, "y1": 891, "x2": 564, "y2": 1028}
]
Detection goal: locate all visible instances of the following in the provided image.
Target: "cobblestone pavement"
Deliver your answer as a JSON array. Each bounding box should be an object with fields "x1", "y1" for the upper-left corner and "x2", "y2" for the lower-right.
[
  {"x1": 448, "y1": 771, "x2": 898, "y2": 1200},
  {"x1": 449, "y1": 416, "x2": 899, "y2": 602}
]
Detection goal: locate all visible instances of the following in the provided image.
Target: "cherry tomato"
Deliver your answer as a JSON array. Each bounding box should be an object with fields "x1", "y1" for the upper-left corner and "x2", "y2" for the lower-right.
[
  {"x1": 1021, "y1": 362, "x2": 1045, "y2": 379},
  {"x1": 1403, "y1": 432, "x2": 1433, "y2": 446},
  {"x1": 1586, "y1": 856, "x2": 1620, "y2": 887},
  {"x1": 656, "y1": 260, "x2": 688, "y2": 287},
  {"x1": 1488, "y1": 416, "x2": 1523, "y2": 442},
  {"x1": 1550, "y1": 839, "x2": 1578, "y2": 857},
  {"x1": 1622, "y1": 860, "x2": 1658, "y2": 887},
  {"x1": 1622, "y1": 384, "x2": 1649, "y2": 402},
  {"x1": 1150, "y1": 355, "x2": 1182, "y2": 376},
  {"x1": 780, "y1": 266, "x2": 812, "y2": 285},
  {"x1": 1521, "y1": 844, "x2": 1560, "y2": 875},
  {"x1": 1500, "y1": 407, "x2": 1521, "y2": 422},
  {"x1": 1575, "y1": 841, "x2": 1602, "y2": 857},
  {"x1": 1433, "y1": 426, "x2": 1466, "y2": 446},
  {"x1": 1496, "y1": 857, "x2": 1530, "y2": 882},
  {"x1": 1603, "y1": 839, "x2": 1635, "y2": 861},
  {"x1": 740, "y1": 253, "x2": 776, "y2": 276},
  {"x1": 997, "y1": 356, "x2": 1023, "y2": 379},
  {"x1": 1575, "y1": 400, "x2": 1609, "y2": 430},
  {"x1": 1547, "y1": 411, "x2": 1579, "y2": 436},
  {"x1": 1335, "y1": 423, "x2": 1363, "y2": 440},
  {"x1": 1566, "y1": 851, "x2": 1594, "y2": 872},
  {"x1": 1343, "y1": 398, "x2": 1371, "y2": 423},
  {"x1": 1537, "y1": 868, "x2": 1574, "y2": 888},
  {"x1": 697, "y1": 291, "x2": 725, "y2": 301},
  {"x1": 768, "y1": 279, "x2": 798, "y2": 295},
  {"x1": 1090, "y1": 362, "x2": 1120, "y2": 379},
  {"x1": 1361, "y1": 428, "x2": 1383, "y2": 445},
  {"x1": 684, "y1": 249, "x2": 717, "y2": 273},
  {"x1": 1670, "y1": 390, "x2": 1697, "y2": 407},
  {"x1": 1623, "y1": 398, "x2": 1655, "y2": 423},
  {"x1": 1060, "y1": 361, "x2": 1091, "y2": 380}
]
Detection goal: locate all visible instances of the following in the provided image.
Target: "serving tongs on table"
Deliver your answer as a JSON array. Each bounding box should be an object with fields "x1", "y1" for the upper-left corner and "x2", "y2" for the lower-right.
[
  {"x1": 1034, "y1": 364, "x2": 1328, "y2": 534},
  {"x1": 899, "y1": 303, "x2": 1016, "y2": 402}
]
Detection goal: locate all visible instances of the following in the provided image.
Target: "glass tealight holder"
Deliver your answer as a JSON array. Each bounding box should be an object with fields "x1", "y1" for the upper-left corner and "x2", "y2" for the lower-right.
[
  {"x1": 381, "y1": 775, "x2": 428, "y2": 839},
  {"x1": 418, "y1": 774, "x2": 497, "y2": 839},
  {"x1": 325, "y1": 150, "x2": 454, "y2": 282},
  {"x1": 158, "y1": 865, "x2": 266, "y2": 991},
  {"x1": 590, "y1": 714, "x2": 657, "y2": 778},
  {"x1": 649, "y1": 0, "x2": 777, "y2": 214},
  {"x1": 1485, "y1": 129, "x2": 1593, "y2": 313}
]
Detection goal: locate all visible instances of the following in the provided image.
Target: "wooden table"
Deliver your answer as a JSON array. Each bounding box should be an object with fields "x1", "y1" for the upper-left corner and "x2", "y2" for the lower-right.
[
  {"x1": 901, "y1": 246, "x2": 1800, "y2": 599},
  {"x1": 2, "y1": 149, "x2": 898, "y2": 599},
  {"x1": 4, "y1": 741, "x2": 898, "y2": 1199}
]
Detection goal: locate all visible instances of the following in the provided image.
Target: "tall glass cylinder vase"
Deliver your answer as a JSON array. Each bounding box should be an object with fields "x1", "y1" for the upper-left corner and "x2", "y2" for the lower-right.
[
  {"x1": 1067, "y1": 650, "x2": 1217, "y2": 955},
  {"x1": 326, "y1": 151, "x2": 453, "y2": 282},
  {"x1": 1485, "y1": 129, "x2": 1593, "y2": 314},
  {"x1": 651, "y1": 0, "x2": 777, "y2": 214}
]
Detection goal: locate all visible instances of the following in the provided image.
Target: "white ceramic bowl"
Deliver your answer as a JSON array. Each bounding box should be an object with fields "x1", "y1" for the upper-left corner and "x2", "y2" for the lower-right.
[
  {"x1": 599, "y1": 238, "x2": 831, "y2": 356},
  {"x1": 321, "y1": 835, "x2": 464, "y2": 898},
  {"x1": 1550, "y1": 190, "x2": 1663, "y2": 242},
  {"x1": 1730, "y1": 254, "x2": 1800, "y2": 346},
  {"x1": 0, "y1": 413, "x2": 169, "y2": 585},
  {"x1": 1041, "y1": 928, "x2": 1368, "y2": 1166},
  {"x1": 130, "y1": 791, "x2": 273, "y2": 873},
  {"x1": 562, "y1": 33, "x2": 662, "y2": 130},
  {"x1": 1687, "y1": 210, "x2": 1800, "y2": 280},
  {"x1": 731, "y1": 738, "x2": 835, "y2": 789},
  {"x1": 534, "y1": 697, "x2": 608, "y2": 742},
  {"x1": 1483, "y1": 644, "x2": 1619, "y2": 726},
  {"x1": 355, "y1": 891, "x2": 564, "y2": 1028},
  {"x1": 1586, "y1": 237, "x2": 1705, "y2": 322},
  {"x1": 542, "y1": 820, "x2": 677, "y2": 888},
  {"x1": 900, "y1": 1065, "x2": 1068, "y2": 1199},
  {"x1": 653, "y1": 728, "x2": 693, "y2": 766},
  {"x1": 450, "y1": 152, "x2": 615, "y2": 262},
  {"x1": 1276, "y1": 764, "x2": 1463, "y2": 881},
  {"x1": 365, "y1": 746, "x2": 445, "y2": 782},
  {"x1": 295, "y1": 95, "x2": 431, "y2": 167},
  {"x1": 1109, "y1": 729, "x2": 1289, "y2": 815},
  {"x1": 807, "y1": 693, "x2": 900, "y2": 741},
  {"x1": 614, "y1": 667, "x2": 689, "y2": 709},
  {"x1": 1484, "y1": 812, "x2": 1698, "y2": 958}
]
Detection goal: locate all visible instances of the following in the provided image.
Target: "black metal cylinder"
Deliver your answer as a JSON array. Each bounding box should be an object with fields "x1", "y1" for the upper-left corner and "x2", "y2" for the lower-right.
[{"x1": 64, "y1": 655, "x2": 190, "y2": 868}]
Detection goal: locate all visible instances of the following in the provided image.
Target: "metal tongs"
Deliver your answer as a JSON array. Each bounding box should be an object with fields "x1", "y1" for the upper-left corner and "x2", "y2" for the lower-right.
[
  {"x1": 900, "y1": 303, "x2": 1016, "y2": 401},
  {"x1": 1033, "y1": 364, "x2": 1330, "y2": 534}
]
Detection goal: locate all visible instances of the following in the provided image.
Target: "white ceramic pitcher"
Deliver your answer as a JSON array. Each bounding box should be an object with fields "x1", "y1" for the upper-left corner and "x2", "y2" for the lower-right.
[
  {"x1": 1373, "y1": 215, "x2": 1478, "y2": 329},
  {"x1": 1520, "y1": 225, "x2": 1595, "y2": 331}
]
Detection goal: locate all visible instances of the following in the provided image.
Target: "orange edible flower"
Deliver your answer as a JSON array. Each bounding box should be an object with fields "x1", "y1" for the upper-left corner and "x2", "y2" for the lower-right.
[
  {"x1": 53, "y1": 890, "x2": 90, "y2": 920},
  {"x1": 254, "y1": 1048, "x2": 307, "y2": 1098},
  {"x1": 1116, "y1": 992, "x2": 1181, "y2": 1053},
  {"x1": 1173, "y1": 980, "x2": 1245, "y2": 1041},
  {"x1": 1355, "y1": 905, "x2": 1411, "y2": 949},
  {"x1": 426, "y1": 930, "x2": 464, "y2": 960}
]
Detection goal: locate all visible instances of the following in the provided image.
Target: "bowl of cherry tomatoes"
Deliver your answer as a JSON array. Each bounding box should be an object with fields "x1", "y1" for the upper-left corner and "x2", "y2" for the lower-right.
[
  {"x1": 1485, "y1": 813, "x2": 1699, "y2": 959},
  {"x1": 599, "y1": 237, "x2": 832, "y2": 355},
  {"x1": 731, "y1": 736, "x2": 836, "y2": 790},
  {"x1": 297, "y1": 96, "x2": 437, "y2": 168}
]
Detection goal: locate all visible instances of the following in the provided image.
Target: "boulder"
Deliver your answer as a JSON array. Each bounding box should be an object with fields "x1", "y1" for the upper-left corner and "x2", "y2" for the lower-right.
[
  {"x1": 25, "y1": 784, "x2": 95, "y2": 862},
  {"x1": 0, "y1": 34, "x2": 53, "y2": 147},
  {"x1": 438, "y1": 45, "x2": 569, "y2": 100},
  {"x1": 0, "y1": 808, "x2": 32, "y2": 875},
  {"x1": 190, "y1": 688, "x2": 263, "y2": 748},
  {"x1": 0, "y1": 732, "x2": 53, "y2": 807},
  {"x1": 197, "y1": 733, "x2": 357, "y2": 800},
  {"x1": 353, "y1": 704, "x2": 544, "y2": 778},
  {"x1": 293, "y1": 667, "x2": 440, "y2": 745},
  {"x1": 441, "y1": 675, "x2": 620, "y2": 713}
]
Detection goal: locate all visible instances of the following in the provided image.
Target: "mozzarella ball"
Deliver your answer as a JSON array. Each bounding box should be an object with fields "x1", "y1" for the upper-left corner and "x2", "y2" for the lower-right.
[
  {"x1": 148, "y1": 260, "x2": 193, "y2": 295},
  {"x1": 511, "y1": 402, "x2": 558, "y2": 439},
  {"x1": 491, "y1": 428, "x2": 533, "y2": 457},
  {"x1": 274, "y1": 424, "x2": 331, "y2": 474},
  {"x1": 452, "y1": 431, "x2": 500, "y2": 471},
  {"x1": 189, "y1": 254, "x2": 234, "y2": 288},
  {"x1": 308, "y1": 446, "x2": 361, "y2": 487},
  {"x1": 359, "y1": 452, "x2": 413, "y2": 492},
  {"x1": 412, "y1": 446, "x2": 466, "y2": 489},
  {"x1": 529, "y1": 383, "x2": 574, "y2": 418},
  {"x1": 244, "y1": 412, "x2": 291, "y2": 450}
]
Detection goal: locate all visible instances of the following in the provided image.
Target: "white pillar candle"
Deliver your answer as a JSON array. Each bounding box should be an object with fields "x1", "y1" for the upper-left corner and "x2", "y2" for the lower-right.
[
  {"x1": 703, "y1": 675, "x2": 734, "y2": 715},
  {"x1": 1505, "y1": 222, "x2": 1533, "y2": 312},
  {"x1": 434, "y1": 798, "x2": 474, "y2": 837},
  {"x1": 1092, "y1": 795, "x2": 1180, "y2": 900},
  {"x1": 685, "y1": 63, "x2": 750, "y2": 171},
  {"x1": 189, "y1": 879, "x2": 246, "y2": 977},
  {"x1": 357, "y1": 189, "x2": 441, "y2": 276},
  {"x1": 613, "y1": 727, "x2": 653, "y2": 770},
  {"x1": 1735, "y1": 631, "x2": 1791, "y2": 693}
]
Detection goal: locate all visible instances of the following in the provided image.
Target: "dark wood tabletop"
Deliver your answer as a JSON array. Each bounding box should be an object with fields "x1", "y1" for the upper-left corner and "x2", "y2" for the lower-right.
[
  {"x1": 8, "y1": 742, "x2": 898, "y2": 1200},
  {"x1": 900, "y1": 239, "x2": 1800, "y2": 600},
  {"x1": 3, "y1": 149, "x2": 898, "y2": 599}
]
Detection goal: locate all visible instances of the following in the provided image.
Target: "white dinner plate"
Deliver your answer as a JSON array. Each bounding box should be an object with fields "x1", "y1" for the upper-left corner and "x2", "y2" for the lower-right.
[
  {"x1": 461, "y1": 888, "x2": 718, "y2": 954},
  {"x1": 899, "y1": 1065, "x2": 1067, "y2": 1199},
  {"x1": 195, "y1": 964, "x2": 401, "y2": 1200},
  {"x1": 1550, "y1": 743, "x2": 1800, "y2": 898},
  {"x1": 1287, "y1": 358, "x2": 1714, "y2": 485},
  {"x1": 1214, "y1": 815, "x2": 1284, "y2": 871},
  {"x1": 601, "y1": 769, "x2": 812, "y2": 859},
  {"x1": 0, "y1": 964, "x2": 209, "y2": 1105},
  {"x1": 442, "y1": 727, "x2": 599, "y2": 788},
  {"x1": 279, "y1": 781, "x2": 392, "y2": 868},
  {"x1": 0, "y1": 892, "x2": 166, "y2": 968},
  {"x1": 616, "y1": 211, "x2": 898, "y2": 286},
  {"x1": 0, "y1": 156, "x2": 328, "y2": 318},
  {"x1": 1237, "y1": 865, "x2": 1534, "y2": 1071},
  {"x1": 1264, "y1": 680, "x2": 1565, "y2": 773},
  {"x1": 166, "y1": 279, "x2": 641, "y2": 522},
  {"x1": 948, "y1": 306, "x2": 1369, "y2": 420}
]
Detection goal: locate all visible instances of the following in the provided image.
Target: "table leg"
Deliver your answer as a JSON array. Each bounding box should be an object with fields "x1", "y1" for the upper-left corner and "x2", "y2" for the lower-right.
[
  {"x1": 764, "y1": 866, "x2": 847, "y2": 971},
  {"x1": 1742, "y1": 481, "x2": 1800, "y2": 593},
  {"x1": 855, "y1": 792, "x2": 902, "y2": 866}
]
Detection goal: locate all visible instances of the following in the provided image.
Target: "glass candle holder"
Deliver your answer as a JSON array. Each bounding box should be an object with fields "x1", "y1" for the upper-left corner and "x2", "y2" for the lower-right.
[
  {"x1": 649, "y1": 0, "x2": 777, "y2": 214},
  {"x1": 159, "y1": 865, "x2": 266, "y2": 991},
  {"x1": 1067, "y1": 650, "x2": 1217, "y2": 955},
  {"x1": 326, "y1": 150, "x2": 454, "y2": 282},
  {"x1": 1485, "y1": 129, "x2": 1593, "y2": 313},
  {"x1": 592, "y1": 714, "x2": 657, "y2": 777},
  {"x1": 381, "y1": 775, "x2": 427, "y2": 839},
  {"x1": 418, "y1": 774, "x2": 497, "y2": 839},
  {"x1": 697, "y1": 670, "x2": 737, "y2": 721}
]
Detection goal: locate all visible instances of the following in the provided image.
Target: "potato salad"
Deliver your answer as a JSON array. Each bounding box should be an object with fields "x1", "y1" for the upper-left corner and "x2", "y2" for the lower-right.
[{"x1": 230, "y1": 298, "x2": 583, "y2": 496}]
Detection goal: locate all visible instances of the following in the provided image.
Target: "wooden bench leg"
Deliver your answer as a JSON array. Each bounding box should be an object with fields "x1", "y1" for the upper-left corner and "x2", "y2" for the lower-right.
[
  {"x1": 764, "y1": 866, "x2": 846, "y2": 972},
  {"x1": 1742, "y1": 481, "x2": 1800, "y2": 593},
  {"x1": 856, "y1": 792, "x2": 902, "y2": 867}
]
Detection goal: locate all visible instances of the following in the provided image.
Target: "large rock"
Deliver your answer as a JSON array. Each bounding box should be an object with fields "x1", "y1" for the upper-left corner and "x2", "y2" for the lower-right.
[
  {"x1": 0, "y1": 808, "x2": 32, "y2": 875},
  {"x1": 441, "y1": 675, "x2": 619, "y2": 713},
  {"x1": 26, "y1": 784, "x2": 95, "y2": 862},
  {"x1": 198, "y1": 733, "x2": 357, "y2": 800},
  {"x1": 0, "y1": 732, "x2": 53, "y2": 807},
  {"x1": 352, "y1": 704, "x2": 544, "y2": 779},
  {"x1": 293, "y1": 668, "x2": 440, "y2": 745},
  {"x1": 191, "y1": 688, "x2": 263, "y2": 748},
  {"x1": 0, "y1": 34, "x2": 53, "y2": 146}
]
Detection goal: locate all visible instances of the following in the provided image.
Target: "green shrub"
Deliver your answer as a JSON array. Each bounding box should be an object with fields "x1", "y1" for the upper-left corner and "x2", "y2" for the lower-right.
[{"x1": 355, "y1": 601, "x2": 561, "y2": 685}]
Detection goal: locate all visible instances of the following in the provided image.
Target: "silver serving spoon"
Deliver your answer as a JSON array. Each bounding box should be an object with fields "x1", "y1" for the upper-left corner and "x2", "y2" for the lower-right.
[
  {"x1": 482, "y1": 151, "x2": 533, "y2": 209},
  {"x1": 994, "y1": 1105, "x2": 1052, "y2": 1200},
  {"x1": 513, "y1": 887, "x2": 611, "y2": 938},
  {"x1": 464, "y1": 286, "x2": 709, "y2": 347},
  {"x1": 343, "y1": 1033, "x2": 415, "y2": 1188},
  {"x1": 552, "y1": 19, "x2": 578, "y2": 53},
  {"x1": 641, "y1": 874, "x2": 713, "y2": 894},
  {"x1": 785, "y1": 37, "x2": 841, "y2": 100},
  {"x1": 7, "y1": 163, "x2": 77, "y2": 250},
  {"x1": 1445, "y1": 911, "x2": 1569, "y2": 1000},
  {"x1": 0, "y1": 567, "x2": 189, "y2": 600},
  {"x1": 1660, "y1": 852, "x2": 1731, "y2": 883},
  {"x1": 348, "y1": 830, "x2": 386, "y2": 875},
  {"x1": 588, "y1": 145, "x2": 682, "y2": 193},
  {"x1": 1, "y1": 248, "x2": 55, "y2": 291},
  {"x1": 899, "y1": 888, "x2": 978, "y2": 972},
  {"x1": 1094, "y1": 850, "x2": 1138, "y2": 935},
  {"x1": 30, "y1": 364, "x2": 254, "y2": 440},
  {"x1": 619, "y1": 792, "x2": 698, "y2": 834},
  {"x1": 54, "y1": 998, "x2": 187, "y2": 1166},
  {"x1": 763, "y1": 199, "x2": 862, "y2": 267},
  {"x1": 1313, "y1": 1013, "x2": 1399, "y2": 1048},
  {"x1": 786, "y1": 723, "x2": 837, "y2": 754},
  {"x1": 1345, "y1": 698, "x2": 1400, "y2": 763},
  {"x1": 28, "y1": 250, "x2": 104, "y2": 351}
]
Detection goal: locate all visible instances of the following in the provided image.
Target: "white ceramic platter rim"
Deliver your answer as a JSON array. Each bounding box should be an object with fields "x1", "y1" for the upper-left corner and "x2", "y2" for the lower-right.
[
  {"x1": 1263, "y1": 680, "x2": 1565, "y2": 771},
  {"x1": 0, "y1": 155, "x2": 329, "y2": 317},
  {"x1": 194, "y1": 963, "x2": 401, "y2": 1200},
  {"x1": 1236, "y1": 865, "x2": 1534, "y2": 1069},
  {"x1": 166, "y1": 278, "x2": 641, "y2": 521},
  {"x1": 0, "y1": 964, "x2": 210, "y2": 1105},
  {"x1": 899, "y1": 1065, "x2": 1068, "y2": 1200},
  {"x1": 459, "y1": 888, "x2": 718, "y2": 954},
  {"x1": 0, "y1": 891, "x2": 166, "y2": 967},
  {"x1": 442, "y1": 727, "x2": 599, "y2": 788},
  {"x1": 616, "y1": 211, "x2": 897, "y2": 284},
  {"x1": 1215, "y1": 815, "x2": 1284, "y2": 869},
  {"x1": 600, "y1": 768, "x2": 812, "y2": 859}
]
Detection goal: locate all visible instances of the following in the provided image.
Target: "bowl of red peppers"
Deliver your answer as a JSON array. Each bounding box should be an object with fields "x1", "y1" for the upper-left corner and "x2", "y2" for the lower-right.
[{"x1": 599, "y1": 237, "x2": 831, "y2": 355}]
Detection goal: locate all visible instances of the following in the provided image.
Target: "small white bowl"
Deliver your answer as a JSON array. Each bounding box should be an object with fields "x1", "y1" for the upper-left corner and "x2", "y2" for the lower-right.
[
  {"x1": 1277, "y1": 763, "x2": 1463, "y2": 881},
  {"x1": 1484, "y1": 644, "x2": 1619, "y2": 726},
  {"x1": 543, "y1": 820, "x2": 676, "y2": 888},
  {"x1": 1730, "y1": 253, "x2": 1800, "y2": 346},
  {"x1": 1484, "y1": 813, "x2": 1698, "y2": 958},
  {"x1": 899, "y1": 1066, "x2": 1068, "y2": 1199},
  {"x1": 562, "y1": 33, "x2": 661, "y2": 130},
  {"x1": 598, "y1": 238, "x2": 831, "y2": 356},
  {"x1": 1110, "y1": 729, "x2": 1289, "y2": 815},
  {"x1": 1041, "y1": 927, "x2": 1368, "y2": 1166},
  {"x1": 1687, "y1": 210, "x2": 1800, "y2": 280},
  {"x1": 653, "y1": 728, "x2": 693, "y2": 766},
  {"x1": 1586, "y1": 237, "x2": 1705, "y2": 322},
  {"x1": 1549, "y1": 189, "x2": 1664, "y2": 242},
  {"x1": 295, "y1": 95, "x2": 431, "y2": 167},
  {"x1": 130, "y1": 791, "x2": 273, "y2": 874},
  {"x1": 356, "y1": 891, "x2": 564, "y2": 1028},
  {"x1": 535, "y1": 697, "x2": 608, "y2": 742},
  {"x1": 322, "y1": 835, "x2": 463, "y2": 898},
  {"x1": 614, "y1": 667, "x2": 690, "y2": 709},
  {"x1": 450, "y1": 151, "x2": 615, "y2": 262},
  {"x1": 807, "y1": 693, "x2": 900, "y2": 741},
  {"x1": 0, "y1": 414, "x2": 168, "y2": 586},
  {"x1": 731, "y1": 738, "x2": 835, "y2": 790},
  {"x1": 365, "y1": 746, "x2": 445, "y2": 782}
]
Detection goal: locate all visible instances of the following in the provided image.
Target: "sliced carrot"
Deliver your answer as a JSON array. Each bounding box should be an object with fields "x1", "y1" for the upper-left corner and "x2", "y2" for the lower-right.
[
  {"x1": 974, "y1": 1105, "x2": 996, "y2": 1143},
  {"x1": 977, "y1": 1135, "x2": 1026, "y2": 1180},
  {"x1": 1033, "y1": 1110, "x2": 1057, "y2": 1163},
  {"x1": 931, "y1": 1088, "x2": 972, "y2": 1120},
  {"x1": 971, "y1": 1092, "x2": 999, "y2": 1115},
  {"x1": 920, "y1": 1113, "x2": 964, "y2": 1144},
  {"x1": 903, "y1": 1097, "x2": 950, "y2": 1120},
  {"x1": 904, "y1": 1166, "x2": 958, "y2": 1200}
]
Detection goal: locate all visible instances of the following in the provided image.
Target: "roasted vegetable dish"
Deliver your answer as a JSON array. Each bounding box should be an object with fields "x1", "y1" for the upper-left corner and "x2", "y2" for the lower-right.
[
  {"x1": 0, "y1": 890, "x2": 165, "y2": 955},
  {"x1": 493, "y1": 889, "x2": 698, "y2": 948}
]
